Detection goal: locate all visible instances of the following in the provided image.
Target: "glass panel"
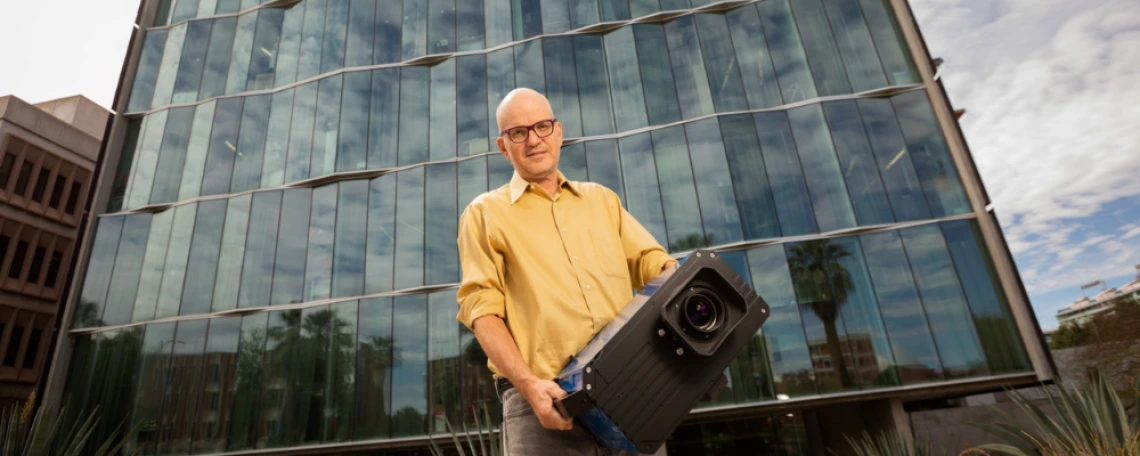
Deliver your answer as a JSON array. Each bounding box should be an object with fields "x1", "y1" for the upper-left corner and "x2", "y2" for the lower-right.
[
  {"x1": 272, "y1": 188, "x2": 313, "y2": 305},
  {"x1": 457, "y1": 0, "x2": 485, "y2": 51},
  {"x1": 286, "y1": 81, "x2": 319, "y2": 183},
  {"x1": 365, "y1": 174, "x2": 397, "y2": 294},
  {"x1": 128, "y1": 322, "x2": 175, "y2": 454},
  {"x1": 292, "y1": 305, "x2": 331, "y2": 444},
  {"x1": 788, "y1": 105, "x2": 856, "y2": 233},
  {"x1": 398, "y1": 66, "x2": 429, "y2": 166},
  {"x1": 256, "y1": 309, "x2": 300, "y2": 447},
  {"x1": 569, "y1": 0, "x2": 598, "y2": 29},
  {"x1": 685, "y1": 119, "x2": 743, "y2": 247},
  {"x1": 127, "y1": 110, "x2": 169, "y2": 210},
  {"x1": 822, "y1": 0, "x2": 887, "y2": 93},
  {"x1": 332, "y1": 181, "x2": 368, "y2": 298},
  {"x1": 201, "y1": 97, "x2": 245, "y2": 196},
  {"x1": 651, "y1": 127, "x2": 704, "y2": 252},
  {"x1": 559, "y1": 143, "x2": 586, "y2": 182},
  {"x1": 541, "y1": 0, "x2": 570, "y2": 34},
  {"x1": 514, "y1": 39, "x2": 545, "y2": 94},
  {"x1": 584, "y1": 139, "x2": 623, "y2": 201},
  {"x1": 321, "y1": 0, "x2": 349, "y2": 74},
  {"x1": 515, "y1": 0, "x2": 543, "y2": 39},
  {"x1": 457, "y1": 55, "x2": 490, "y2": 156},
  {"x1": 212, "y1": 194, "x2": 252, "y2": 312},
  {"x1": 297, "y1": 0, "x2": 328, "y2": 82},
  {"x1": 485, "y1": 0, "x2": 513, "y2": 48},
  {"x1": 486, "y1": 48, "x2": 515, "y2": 141},
  {"x1": 459, "y1": 156, "x2": 488, "y2": 210},
  {"x1": 425, "y1": 164, "x2": 459, "y2": 285},
  {"x1": 694, "y1": 13, "x2": 748, "y2": 113},
  {"x1": 756, "y1": 0, "x2": 817, "y2": 103},
  {"x1": 633, "y1": 24, "x2": 681, "y2": 126},
  {"x1": 833, "y1": 237, "x2": 899, "y2": 388},
  {"x1": 149, "y1": 106, "x2": 195, "y2": 204},
  {"x1": 628, "y1": 0, "x2": 658, "y2": 18},
  {"x1": 199, "y1": 17, "x2": 237, "y2": 100},
  {"x1": 238, "y1": 191, "x2": 283, "y2": 308},
  {"x1": 604, "y1": 27, "x2": 647, "y2": 132},
  {"x1": 227, "y1": 313, "x2": 267, "y2": 451},
  {"x1": 858, "y1": 0, "x2": 919, "y2": 85},
  {"x1": 720, "y1": 114, "x2": 780, "y2": 241},
  {"x1": 753, "y1": 111, "x2": 817, "y2": 236},
  {"x1": 429, "y1": 0, "x2": 457, "y2": 54},
  {"x1": 402, "y1": 0, "x2": 428, "y2": 60},
  {"x1": 109, "y1": 120, "x2": 143, "y2": 211},
  {"x1": 345, "y1": 0, "x2": 376, "y2": 67},
  {"x1": 231, "y1": 94, "x2": 272, "y2": 193},
  {"x1": 151, "y1": 23, "x2": 187, "y2": 108},
  {"x1": 726, "y1": 5, "x2": 783, "y2": 110},
  {"x1": 599, "y1": 0, "x2": 630, "y2": 22},
  {"x1": 789, "y1": 0, "x2": 850, "y2": 96},
  {"x1": 337, "y1": 71, "x2": 370, "y2": 172},
  {"x1": 487, "y1": 154, "x2": 514, "y2": 188},
  {"x1": 180, "y1": 200, "x2": 227, "y2": 316},
  {"x1": 274, "y1": 4, "x2": 304, "y2": 86},
  {"x1": 128, "y1": 29, "x2": 169, "y2": 113},
  {"x1": 213, "y1": 0, "x2": 237, "y2": 15},
  {"x1": 428, "y1": 291, "x2": 462, "y2": 431},
  {"x1": 391, "y1": 294, "x2": 428, "y2": 436},
  {"x1": 374, "y1": 0, "x2": 404, "y2": 64},
  {"x1": 823, "y1": 100, "x2": 893, "y2": 226},
  {"x1": 172, "y1": 0, "x2": 200, "y2": 23},
  {"x1": 179, "y1": 101, "x2": 217, "y2": 200},
  {"x1": 324, "y1": 301, "x2": 358, "y2": 441},
  {"x1": 190, "y1": 318, "x2": 241, "y2": 453},
  {"x1": 310, "y1": 74, "x2": 344, "y2": 179},
  {"x1": 618, "y1": 133, "x2": 667, "y2": 246},
  {"x1": 247, "y1": 8, "x2": 284, "y2": 91},
  {"x1": 747, "y1": 245, "x2": 815, "y2": 397},
  {"x1": 304, "y1": 185, "x2": 337, "y2": 302},
  {"x1": 941, "y1": 220, "x2": 1031, "y2": 373},
  {"x1": 786, "y1": 239, "x2": 856, "y2": 392},
  {"x1": 543, "y1": 36, "x2": 583, "y2": 139},
  {"x1": 394, "y1": 168, "x2": 425, "y2": 289},
  {"x1": 154, "y1": 319, "x2": 208, "y2": 454},
  {"x1": 900, "y1": 225, "x2": 988, "y2": 379},
  {"x1": 892, "y1": 91, "x2": 970, "y2": 217},
  {"x1": 666, "y1": 15, "x2": 714, "y2": 119},
  {"x1": 156, "y1": 204, "x2": 198, "y2": 319},
  {"x1": 260, "y1": 89, "x2": 294, "y2": 189},
  {"x1": 856, "y1": 98, "x2": 929, "y2": 221},
  {"x1": 226, "y1": 12, "x2": 257, "y2": 95},
  {"x1": 573, "y1": 35, "x2": 614, "y2": 136},
  {"x1": 133, "y1": 210, "x2": 174, "y2": 322},
  {"x1": 103, "y1": 214, "x2": 152, "y2": 326},
  {"x1": 430, "y1": 59, "x2": 458, "y2": 161},
  {"x1": 356, "y1": 297, "x2": 393, "y2": 439},
  {"x1": 154, "y1": 0, "x2": 174, "y2": 27},
  {"x1": 368, "y1": 68, "x2": 401, "y2": 168}
]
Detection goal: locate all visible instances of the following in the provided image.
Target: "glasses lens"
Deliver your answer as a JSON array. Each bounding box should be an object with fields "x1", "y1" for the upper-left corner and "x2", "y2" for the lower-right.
[
  {"x1": 509, "y1": 128, "x2": 528, "y2": 143},
  {"x1": 535, "y1": 120, "x2": 553, "y2": 136}
]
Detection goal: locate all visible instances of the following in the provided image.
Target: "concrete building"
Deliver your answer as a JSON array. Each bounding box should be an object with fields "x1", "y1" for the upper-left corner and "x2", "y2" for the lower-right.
[
  {"x1": 0, "y1": 94, "x2": 107, "y2": 409},
  {"x1": 1055, "y1": 266, "x2": 1140, "y2": 327},
  {"x1": 41, "y1": 0, "x2": 1053, "y2": 454}
]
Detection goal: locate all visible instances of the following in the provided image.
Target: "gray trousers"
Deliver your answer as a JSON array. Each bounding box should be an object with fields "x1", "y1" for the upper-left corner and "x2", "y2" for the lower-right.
[{"x1": 499, "y1": 385, "x2": 667, "y2": 456}]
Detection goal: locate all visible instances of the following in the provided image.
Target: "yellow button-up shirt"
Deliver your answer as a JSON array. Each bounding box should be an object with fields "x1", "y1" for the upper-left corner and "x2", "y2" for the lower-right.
[{"x1": 456, "y1": 171, "x2": 674, "y2": 381}]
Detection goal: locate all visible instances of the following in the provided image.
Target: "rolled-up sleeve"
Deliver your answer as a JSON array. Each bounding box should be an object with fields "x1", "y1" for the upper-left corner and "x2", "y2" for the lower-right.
[
  {"x1": 455, "y1": 203, "x2": 507, "y2": 329},
  {"x1": 610, "y1": 190, "x2": 675, "y2": 289}
]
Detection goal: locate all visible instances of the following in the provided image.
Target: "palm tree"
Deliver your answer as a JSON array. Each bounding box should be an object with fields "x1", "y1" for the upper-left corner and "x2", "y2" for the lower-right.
[{"x1": 787, "y1": 240, "x2": 855, "y2": 388}]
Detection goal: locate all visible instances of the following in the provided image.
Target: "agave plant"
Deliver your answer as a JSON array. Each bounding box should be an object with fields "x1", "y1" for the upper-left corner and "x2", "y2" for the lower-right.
[
  {"x1": 971, "y1": 370, "x2": 1140, "y2": 456},
  {"x1": 0, "y1": 395, "x2": 134, "y2": 456},
  {"x1": 428, "y1": 402, "x2": 504, "y2": 456}
]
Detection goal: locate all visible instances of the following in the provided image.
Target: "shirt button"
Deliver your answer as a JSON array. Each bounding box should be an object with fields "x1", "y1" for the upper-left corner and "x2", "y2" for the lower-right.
[
  {"x1": 586, "y1": 285, "x2": 592, "y2": 290},
  {"x1": 572, "y1": 255, "x2": 578, "y2": 260}
]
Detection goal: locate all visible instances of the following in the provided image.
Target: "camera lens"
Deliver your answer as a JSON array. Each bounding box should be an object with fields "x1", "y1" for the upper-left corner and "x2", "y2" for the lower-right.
[{"x1": 683, "y1": 291, "x2": 721, "y2": 333}]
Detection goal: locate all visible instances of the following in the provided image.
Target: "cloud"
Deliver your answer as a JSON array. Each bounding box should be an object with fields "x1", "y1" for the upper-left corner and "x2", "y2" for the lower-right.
[{"x1": 910, "y1": 0, "x2": 1140, "y2": 304}]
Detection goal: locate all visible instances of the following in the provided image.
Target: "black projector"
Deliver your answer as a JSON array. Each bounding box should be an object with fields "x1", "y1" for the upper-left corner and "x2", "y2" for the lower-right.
[{"x1": 553, "y1": 249, "x2": 770, "y2": 454}]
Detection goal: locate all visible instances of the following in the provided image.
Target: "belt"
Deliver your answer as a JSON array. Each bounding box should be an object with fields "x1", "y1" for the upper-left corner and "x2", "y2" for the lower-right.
[{"x1": 495, "y1": 376, "x2": 514, "y2": 399}]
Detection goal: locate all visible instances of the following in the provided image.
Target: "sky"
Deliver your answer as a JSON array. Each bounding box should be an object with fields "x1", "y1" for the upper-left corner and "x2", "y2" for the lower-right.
[{"x1": 0, "y1": 0, "x2": 1137, "y2": 330}]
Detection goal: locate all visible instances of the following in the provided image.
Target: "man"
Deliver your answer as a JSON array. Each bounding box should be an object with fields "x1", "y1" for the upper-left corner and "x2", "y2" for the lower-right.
[{"x1": 456, "y1": 88, "x2": 676, "y2": 455}]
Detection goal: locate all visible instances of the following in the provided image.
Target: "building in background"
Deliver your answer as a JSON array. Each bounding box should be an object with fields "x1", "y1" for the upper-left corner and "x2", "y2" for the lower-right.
[
  {"x1": 41, "y1": 0, "x2": 1052, "y2": 454},
  {"x1": 1055, "y1": 266, "x2": 1140, "y2": 327},
  {"x1": 0, "y1": 94, "x2": 106, "y2": 409}
]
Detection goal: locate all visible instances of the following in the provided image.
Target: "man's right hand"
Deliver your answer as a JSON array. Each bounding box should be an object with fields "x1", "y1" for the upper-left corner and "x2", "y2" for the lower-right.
[{"x1": 518, "y1": 376, "x2": 574, "y2": 431}]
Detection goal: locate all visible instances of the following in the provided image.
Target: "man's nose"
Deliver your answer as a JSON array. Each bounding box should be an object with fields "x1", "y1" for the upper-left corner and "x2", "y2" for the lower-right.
[{"x1": 526, "y1": 129, "x2": 543, "y2": 146}]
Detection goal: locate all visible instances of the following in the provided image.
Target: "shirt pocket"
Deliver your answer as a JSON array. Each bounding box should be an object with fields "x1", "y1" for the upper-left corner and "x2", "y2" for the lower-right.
[{"x1": 589, "y1": 226, "x2": 627, "y2": 279}]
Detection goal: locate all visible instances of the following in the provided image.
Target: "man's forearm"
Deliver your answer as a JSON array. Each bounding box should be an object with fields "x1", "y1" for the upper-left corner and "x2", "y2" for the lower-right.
[{"x1": 471, "y1": 315, "x2": 539, "y2": 386}]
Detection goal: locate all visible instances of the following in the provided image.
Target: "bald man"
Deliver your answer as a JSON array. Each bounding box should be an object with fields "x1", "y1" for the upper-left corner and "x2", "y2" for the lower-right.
[{"x1": 455, "y1": 88, "x2": 676, "y2": 455}]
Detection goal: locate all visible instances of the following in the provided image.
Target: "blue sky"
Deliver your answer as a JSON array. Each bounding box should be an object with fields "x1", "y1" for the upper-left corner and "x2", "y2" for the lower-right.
[{"x1": 0, "y1": 0, "x2": 1137, "y2": 331}]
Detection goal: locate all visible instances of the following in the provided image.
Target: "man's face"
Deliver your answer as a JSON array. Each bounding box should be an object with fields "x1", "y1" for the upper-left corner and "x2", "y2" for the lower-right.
[{"x1": 497, "y1": 94, "x2": 562, "y2": 181}]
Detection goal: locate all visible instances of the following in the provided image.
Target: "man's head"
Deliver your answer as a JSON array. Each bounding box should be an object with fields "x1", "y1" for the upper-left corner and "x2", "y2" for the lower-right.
[{"x1": 496, "y1": 88, "x2": 562, "y2": 182}]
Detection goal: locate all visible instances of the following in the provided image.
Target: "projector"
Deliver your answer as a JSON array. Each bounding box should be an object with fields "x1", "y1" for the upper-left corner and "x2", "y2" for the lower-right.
[{"x1": 554, "y1": 249, "x2": 770, "y2": 454}]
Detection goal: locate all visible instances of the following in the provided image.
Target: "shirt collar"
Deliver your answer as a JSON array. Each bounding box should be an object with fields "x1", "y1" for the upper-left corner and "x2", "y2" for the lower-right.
[{"x1": 509, "y1": 170, "x2": 580, "y2": 204}]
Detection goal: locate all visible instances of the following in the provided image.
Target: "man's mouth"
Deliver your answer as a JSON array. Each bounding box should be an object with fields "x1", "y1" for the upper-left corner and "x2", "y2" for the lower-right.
[{"x1": 526, "y1": 150, "x2": 547, "y2": 157}]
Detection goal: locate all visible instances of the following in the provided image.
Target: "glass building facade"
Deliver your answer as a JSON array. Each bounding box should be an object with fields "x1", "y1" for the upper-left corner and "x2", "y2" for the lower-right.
[{"x1": 48, "y1": 0, "x2": 1045, "y2": 454}]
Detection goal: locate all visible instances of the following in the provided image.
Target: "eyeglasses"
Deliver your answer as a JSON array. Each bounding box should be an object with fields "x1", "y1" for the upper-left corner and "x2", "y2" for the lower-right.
[{"x1": 500, "y1": 119, "x2": 557, "y2": 144}]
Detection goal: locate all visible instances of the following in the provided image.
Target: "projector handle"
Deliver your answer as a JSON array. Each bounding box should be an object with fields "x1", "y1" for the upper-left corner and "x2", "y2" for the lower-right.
[{"x1": 554, "y1": 390, "x2": 595, "y2": 419}]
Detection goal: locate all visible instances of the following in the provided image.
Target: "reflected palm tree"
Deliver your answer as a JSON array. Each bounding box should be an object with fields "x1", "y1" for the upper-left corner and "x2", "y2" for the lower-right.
[{"x1": 787, "y1": 240, "x2": 855, "y2": 388}]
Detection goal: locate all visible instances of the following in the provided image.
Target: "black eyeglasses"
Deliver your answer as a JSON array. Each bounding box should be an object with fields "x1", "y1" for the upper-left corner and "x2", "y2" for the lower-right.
[{"x1": 500, "y1": 119, "x2": 557, "y2": 144}]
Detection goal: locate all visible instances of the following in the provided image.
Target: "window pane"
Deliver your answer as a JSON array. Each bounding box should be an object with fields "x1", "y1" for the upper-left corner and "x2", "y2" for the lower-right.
[
  {"x1": 789, "y1": 0, "x2": 851, "y2": 96},
  {"x1": 651, "y1": 127, "x2": 704, "y2": 251},
  {"x1": 695, "y1": 13, "x2": 748, "y2": 113},
  {"x1": 345, "y1": 0, "x2": 375, "y2": 67},
  {"x1": 541, "y1": 0, "x2": 570, "y2": 33},
  {"x1": 297, "y1": 0, "x2": 328, "y2": 81},
  {"x1": 201, "y1": 97, "x2": 245, "y2": 195},
  {"x1": 132, "y1": 210, "x2": 174, "y2": 322},
  {"x1": 457, "y1": 55, "x2": 490, "y2": 156},
  {"x1": 212, "y1": 194, "x2": 252, "y2": 312},
  {"x1": 44, "y1": 251, "x2": 63, "y2": 289},
  {"x1": 374, "y1": 0, "x2": 403, "y2": 64},
  {"x1": 365, "y1": 174, "x2": 397, "y2": 294},
  {"x1": 356, "y1": 297, "x2": 393, "y2": 439},
  {"x1": 833, "y1": 237, "x2": 899, "y2": 388},
  {"x1": 226, "y1": 313, "x2": 267, "y2": 451},
  {"x1": 560, "y1": 143, "x2": 586, "y2": 182},
  {"x1": 786, "y1": 239, "x2": 857, "y2": 392},
  {"x1": 514, "y1": 39, "x2": 545, "y2": 94},
  {"x1": 180, "y1": 200, "x2": 227, "y2": 316},
  {"x1": 823, "y1": 101, "x2": 893, "y2": 226},
  {"x1": 129, "y1": 322, "x2": 176, "y2": 454},
  {"x1": 286, "y1": 82, "x2": 319, "y2": 183},
  {"x1": 543, "y1": 36, "x2": 583, "y2": 139},
  {"x1": 720, "y1": 114, "x2": 780, "y2": 241},
  {"x1": 333, "y1": 181, "x2": 368, "y2": 298},
  {"x1": 604, "y1": 27, "x2": 647, "y2": 132},
  {"x1": 256, "y1": 309, "x2": 300, "y2": 447},
  {"x1": 855, "y1": 98, "x2": 929, "y2": 221},
  {"x1": 425, "y1": 164, "x2": 458, "y2": 285},
  {"x1": 823, "y1": 0, "x2": 887, "y2": 93},
  {"x1": 485, "y1": 0, "x2": 512, "y2": 48},
  {"x1": 369, "y1": 68, "x2": 400, "y2": 168},
  {"x1": 226, "y1": 12, "x2": 257, "y2": 95},
  {"x1": 633, "y1": 24, "x2": 681, "y2": 126},
  {"x1": 179, "y1": 101, "x2": 217, "y2": 200},
  {"x1": 486, "y1": 48, "x2": 515, "y2": 140},
  {"x1": 12, "y1": 162, "x2": 31, "y2": 198},
  {"x1": 457, "y1": 0, "x2": 485, "y2": 51},
  {"x1": 399, "y1": 66, "x2": 429, "y2": 166},
  {"x1": 628, "y1": 0, "x2": 658, "y2": 18},
  {"x1": 747, "y1": 245, "x2": 815, "y2": 397},
  {"x1": 618, "y1": 133, "x2": 667, "y2": 246},
  {"x1": 757, "y1": 0, "x2": 817, "y2": 103},
  {"x1": 246, "y1": 8, "x2": 284, "y2": 91},
  {"x1": 686, "y1": 119, "x2": 743, "y2": 246},
  {"x1": 154, "y1": 319, "x2": 208, "y2": 454},
  {"x1": 859, "y1": 0, "x2": 919, "y2": 85},
  {"x1": 573, "y1": 35, "x2": 614, "y2": 136},
  {"x1": 50, "y1": 174, "x2": 67, "y2": 209},
  {"x1": 515, "y1": 0, "x2": 542, "y2": 39},
  {"x1": 666, "y1": 15, "x2": 714, "y2": 119},
  {"x1": 585, "y1": 139, "x2": 623, "y2": 202},
  {"x1": 292, "y1": 305, "x2": 331, "y2": 444},
  {"x1": 26, "y1": 245, "x2": 45, "y2": 284},
  {"x1": 394, "y1": 168, "x2": 425, "y2": 289},
  {"x1": 156, "y1": 204, "x2": 197, "y2": 319},
  {"x1": 459, "y1": 156, "x2": 488, "y2": 210},
  {"x1": 941, "y1": 220, "x2": 1031, "y2": 373},
  {"x1": 304, "y1": 185, "x2": 337, "y2": 301},
  {"x1": 402, "y1": 0, "x2": 428, "y2": 60},
  {"x1": 127, "y1": 110, "x2": 169, "y2": 210},
  {"x1": 337, "y1": 71, "x2": 370, "y2": 172},
  {"x1": 275, "y1": 4, "x2": 304, "y2": 86},
  {"x1": 788, "y1": 104, "x2": 856, "y2": 232},
  {"x1": 899, "y1": 225, "x2": 988, "y2": 379},
  {"x1": 726, "y1": 5, "x2": 783, "y2": 110},
  {"x1": 487, "y1": 154, "x2": 513, "y2": 188},
  {"x1": 391, "y1": 294, "x2": 428, "y2": 436},
  {"x1": 103, "y1": 215, "x2": 152, "y2": 326},
  {"x1": 8, "y1": 240, "x2": 27, "y2": 280},
  {"x1": 753, "y1": 111, "x2": 817, "y2": 236},
  {"x1": 151, "y1": 24, "x2": 187, "y2": 109},
  {"x1": 172, "y1": 0, "x2": 200, "y2": 21},
  {"x1": 310, "y1": 75, "x2": 344, "y2": 179},
  {"x1": 189, "y1": 317, "x2": 241, "y2": 453},
  {"x1": 128, "y1": 29, "x2": 168, "y2": 112},
  {"x1": 892, "y1": 91, "x2": 970, "y2": 217},
  {"x1": 325, "y1": 301, "x2": 358, "y2": 441},
  {"x1": 430, "y1": 59, "x2": 458, "y2": 161},
  {"x1": 150, "y1": 107, "x2": 195, "y2": 204},
  {"x1": 569, "y1": 0, "x2": 598, "y2": 29},
  {"x1": 231, "y1": 94, "x2": 272, "y2": 193},
  {"x1": 272, "y1": 188, "x2": 312, "y2": 305},
  {"x1": 428, "y1": 291, "x2": 462, "y2": 431},
  {"x1": 199, "y1": 17, "x2": 237, "y2": 100},
  {"x1": 209, "y1": 0, "x2": 232, "y2": 14},
  {"x1": 321, "y1": 0, "x2": 349, "y2": 74},
  {"x1": 429, "y1": 0, "x2": 457, "y2": 54},
  {"x1": 259, "y1": 90, "x2": 294, "y2": 189},
  {"x1": 238, "y1": 191, "x2": 282, "y2": 308},
  {"x1": 599, "y1": 0, "x2": 630, "y2": 22}
]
